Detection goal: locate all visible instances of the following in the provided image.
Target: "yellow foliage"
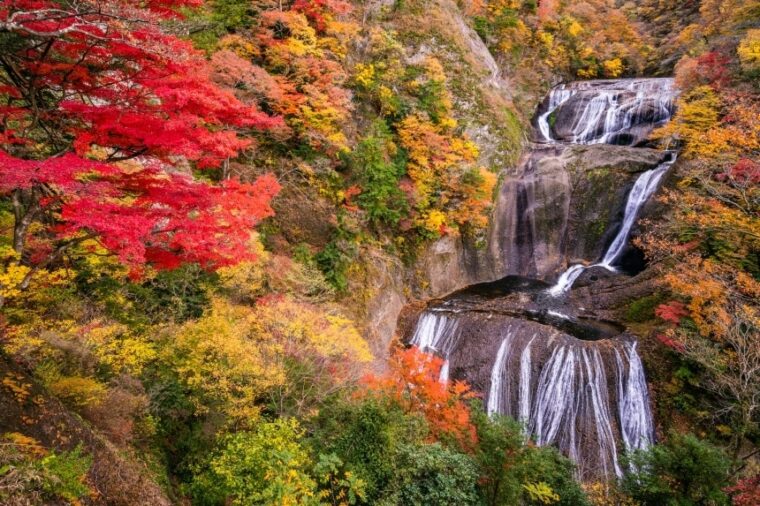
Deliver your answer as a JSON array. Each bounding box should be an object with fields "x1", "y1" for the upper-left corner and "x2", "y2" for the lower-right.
[
  {"x1": 452, "y1": 167, "x2": 497, "y2": 229},
  {"x1": 169, "y1": 295, "x2": 370, "y2": 423},
  {"x1": 218, "y1": 34, "x2": 260, "y2": 59},
  {"x1": 87, "y1": 323, "x2": 157, "y2": 376},
  {"x1": 170, "y1": 298, "x2": 281, "y2": 424},
  {"x1": 321, "y1": 19, "x2": 360, "y2": 59},
  {"x1": 738, "y1": 29, "x2": 760, "y2": 71},
  {"x1": 397, "y1": 114, "x2": 478, "y2": 213},
  {"x1": 664, "y1": 258, "x2": 733, "y2": 338},
  {"x1": 423, "y1": 56, "x2": 447, "y2": 83},
  {"x1": 2, "y1": 373, "x2": 32, "y2": 403},
  {"x1": 678, "y1": 86, "x2": 722, "y2": 132},
  {"x1": 653, "y1": 85, "x2": 722, "y2": 156},
  {"x1": 47, "y1": 376, "x2": 107, "y2": 408},
  {"x1": 602, "y1": 58, "x2": 624, "y2": 78},
  {"x1": 583, "y1": 481, "x2": 638, "y2": 506},
  {"x1": 523, "y1": 482, "x2": 560, "y2": 504},
  {"x1": 4, "y1": 433, "x2": 47, "y2": 457},
  {"x1": 252, "y1": 297, "x2": 372, "y2": 364},
  {"x1": 537, "y1": 30, "x2": 554, "y2": 50},
  {"x1": 567, "y1": 19, "x2": 584, "y2": 38},
  {"x1": 354, "y1": 63, "x2": 376, "y2": 89},
  {"x1": 0, "y1": 242, "x2": 66, "y2": 304},
  {"x1": 0, "y1": 254, "x2": 31, "y2": 302},
  {"x1": 419, "y1": 210, "x2": 448, "y2": 234},
  {"x1": 577, "y1": 66, "x2": 598, "y2": 79}
]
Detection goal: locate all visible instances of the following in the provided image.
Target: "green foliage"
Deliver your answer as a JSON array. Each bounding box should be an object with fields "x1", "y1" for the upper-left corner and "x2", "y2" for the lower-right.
[
  {"x1": 312, "y1": 397, "x2": 588, "y2": 506},
  {"x1": 522, "y1": 482, "x2": 560, "y2": 505},
  {"x1": 626, "y1": 293, "x2": 667, "y2": 322},
  {"x1": 471, "y1": 406, "x2": 589, "y2": 506},
  {"x1": 127, "y1": 266, "x2": 215, "y2": 324},
  {"x1": 315, "y1": 215, "x2": 357, "y2": 292},
  {"x1": 310, "y1": 397, "x2": 421, "y2": 502},
  {"x1": 0, "y1": 441, "x2": 92, "y2": 504},
  {"x1": 347, "y1": 121, "x2": 408, "y2": 227},
  {"x1": 187, "y1": 0, "x2": 257, "y2": 50},
  {"x1": 622, "y1": 433, "x2": 732, "y2": 506},
  {"x1": 76, "y1": 262, "x2": 214, "y2": 326},
  {"x1": 314, "y1": 453, "x2": 367, "y2": 505},
  {"x1": 315, "y1": 240, "x2": 351, "y2": 292},
  {"x1": 149, "y1": 373, "x2": 208, "y2": 483},
  {"x1": 38, "y1": 446, "x2": 92, "y2": 503},
  {"x1": 191, "y1": 419, "x2": 319, "y2": 506},
  {"x1": 389, "y1": 443, "x2": 479, "y2": 506}
]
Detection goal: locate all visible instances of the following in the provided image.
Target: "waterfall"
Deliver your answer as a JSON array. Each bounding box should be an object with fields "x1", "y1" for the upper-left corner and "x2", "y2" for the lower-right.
[
  {"x1": 548, "y1": 153, "x2": 676, "y2": 296},
  {"x1": 518, "y1": 336, "x2": 535, "y2": 425},
  {"x1": 484, "y1": 334, "x2": 650, "y2": 479},
  {"x1": 487, "y1": 331, "x2": 512, "y2": 416},
  {"x1": 410, "y1": 311, "x2": 461, "y2": 382},
  {"x1": 537, "y1": 85, "x2": 573, "y2": 141},
  {"x1": 407, "y1": 78, "x2": 672, "y2": 481},
  {"x1": 598, "y1": 155, "x2": 674, "y2": 268},
  {"x1": 537, "y1": 78, "x2": 676, "y2": 145},
  {"x1": 548, "y1": 264, "x2": 588, "y2": 297},
  {"x1": 616, "y1": 341, "x2": 654, "y2": 453}
]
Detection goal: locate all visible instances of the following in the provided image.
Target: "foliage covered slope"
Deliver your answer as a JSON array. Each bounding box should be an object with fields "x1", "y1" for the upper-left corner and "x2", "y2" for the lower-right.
[{"x1": 0, "y1": 0, "x2": 757, "y2": 504}]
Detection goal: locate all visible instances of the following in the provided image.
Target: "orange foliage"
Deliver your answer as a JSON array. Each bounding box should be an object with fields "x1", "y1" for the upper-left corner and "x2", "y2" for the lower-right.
[
  {"x1": 538, "y1": 0, "x2": 557, "y2": 20},
  {"x1": 361, "y1": 346, "x2": 477, "y2": 450}
]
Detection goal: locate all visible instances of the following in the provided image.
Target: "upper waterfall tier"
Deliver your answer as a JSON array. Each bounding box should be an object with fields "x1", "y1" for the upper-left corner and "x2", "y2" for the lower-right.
[{"x1": 535, "y1": 78, "x2": 677, "y2": 146}]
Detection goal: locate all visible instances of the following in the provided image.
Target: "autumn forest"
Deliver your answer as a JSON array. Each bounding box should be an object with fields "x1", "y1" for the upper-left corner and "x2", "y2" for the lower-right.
[{"x1": 0, "y1": 0, "x2": 758, "y2": 505}]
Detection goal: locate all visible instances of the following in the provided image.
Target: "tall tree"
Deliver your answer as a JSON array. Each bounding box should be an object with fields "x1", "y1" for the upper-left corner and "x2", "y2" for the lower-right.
[{"x1": 0, "y1": 0, "x2": 281, "y2": 304}]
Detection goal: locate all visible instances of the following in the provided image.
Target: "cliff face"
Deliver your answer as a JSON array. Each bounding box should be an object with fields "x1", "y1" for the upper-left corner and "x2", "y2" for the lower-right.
[
  {"x1": 331, "y1": 0, "x2": 530, "y2": 359},
  {"x1": 487, "y1": 144, "x2": 669, "y2": 281},
  {"x1": 346, "y1": 3, "x2": 677, "y2": 358}
]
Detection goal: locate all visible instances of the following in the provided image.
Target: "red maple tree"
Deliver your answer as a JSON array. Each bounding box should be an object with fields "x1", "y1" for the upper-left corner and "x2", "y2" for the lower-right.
[{"x1": 0, "y1": 0, "x2": 282, "y2": 296}]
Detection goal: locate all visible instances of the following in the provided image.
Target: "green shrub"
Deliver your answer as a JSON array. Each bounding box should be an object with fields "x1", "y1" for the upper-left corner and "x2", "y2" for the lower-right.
[
  {"x1": 0, "y1": 441, "x2": 92, "y2": 505},
  {"x1": 622, "y1": 432, "x2": 732, "y2": 506},
  {"x1": 625, "y1": 293, "x2": 667, "y2": 322},
  {"x1": 191, "y1": 419, "x2": 318, "y2": 506},
  {"x1": 389, "y1": 443, "x2": 479, "y2": 506},
  {"x1": 38, "y1": 446, "x2": 92, "y2": 503},
  {"x1": 471, "y1": 406, "x2": 590, "y2": 506},
  {"x1": 347, "y1": 121, "x2": 408, "y2": 228},
  {"x1": 309, "y1": 397, "x2": 427, "y2": 503}
]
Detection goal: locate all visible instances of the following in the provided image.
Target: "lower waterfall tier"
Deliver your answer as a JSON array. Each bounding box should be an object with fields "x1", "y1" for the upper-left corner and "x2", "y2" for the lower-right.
[{"x1": 409, "y1": 306, "x2": 654, "y2": 482}]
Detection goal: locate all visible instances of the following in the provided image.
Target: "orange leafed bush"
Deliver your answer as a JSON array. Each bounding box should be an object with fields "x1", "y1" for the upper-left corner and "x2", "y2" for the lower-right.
[{"x1": 361, "y1": 346, "x2": 477, "y2": 450}]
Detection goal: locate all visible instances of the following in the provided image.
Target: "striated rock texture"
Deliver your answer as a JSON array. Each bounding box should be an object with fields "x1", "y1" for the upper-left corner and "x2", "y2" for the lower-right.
[
  {"x1": 407, "y1": 292, "x2": 654, "y2": 482},
  {"x1": 485, "y1": 144, "x2": 668, "y2": 281}
]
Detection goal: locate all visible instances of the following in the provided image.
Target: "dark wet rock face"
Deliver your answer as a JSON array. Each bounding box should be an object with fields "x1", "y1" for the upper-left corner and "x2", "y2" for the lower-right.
[
  {"x1": 399, "y1": 78, "x2": 679, "y2": 481},
  {"x1": 408, "y1": 304, "x2": 653, "y2": 483},
  {"x1": 487, "y1": 144, "x2": 668, "y2": 280}
]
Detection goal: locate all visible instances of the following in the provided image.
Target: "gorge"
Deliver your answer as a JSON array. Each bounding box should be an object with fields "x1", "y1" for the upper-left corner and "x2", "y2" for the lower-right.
[{"x1": 405, "y1": 78, "x2": 678, "y2": 481}]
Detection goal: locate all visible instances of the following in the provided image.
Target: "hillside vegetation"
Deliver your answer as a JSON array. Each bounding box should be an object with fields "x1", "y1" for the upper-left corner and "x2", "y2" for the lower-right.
[{"x1": 0, "y1": 0, "x2": 757, "y2": 504}]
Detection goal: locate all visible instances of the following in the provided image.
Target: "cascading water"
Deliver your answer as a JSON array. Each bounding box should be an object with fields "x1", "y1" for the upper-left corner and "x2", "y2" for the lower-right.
[
  {"x1": 405, "y1": 78, "x2": 676, "y2": 481},
  {"x1": 537, "y1": 78, "x2": 677, "y2": 145},
  {"x1": 487, "y1": 330, "x2": 512, "y2": 416},
  {"x1": 548, "y1": 152, "x2": 677, "y2": 296},
  {"x1": 615, "y1": 341, "x2": 655, "y2": 453},
  {"x1": 409, "y1": 311, "x2": 461, "y2": 382}
]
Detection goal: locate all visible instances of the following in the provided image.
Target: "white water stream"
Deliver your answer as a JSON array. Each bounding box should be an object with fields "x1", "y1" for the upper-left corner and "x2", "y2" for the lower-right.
[{"x1": 548, "y1": 153, "x2": 676, "y2": 296}]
